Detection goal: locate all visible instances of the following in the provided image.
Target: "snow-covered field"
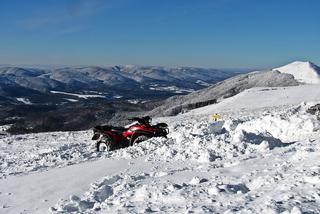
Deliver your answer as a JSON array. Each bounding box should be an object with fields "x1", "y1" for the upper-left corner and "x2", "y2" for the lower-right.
[
  {"x1": 149, "y1": 84, "x2": 195, "y2": 93},
  {"x1": 1, "y1": 84, "x2": 320, "y2": 213},
  {"x1": 16, "y1": 98, "x2": 33, "y2": 105},
  {"x1": 50, "y1": 91, "x2": 106, "y2": 99}
]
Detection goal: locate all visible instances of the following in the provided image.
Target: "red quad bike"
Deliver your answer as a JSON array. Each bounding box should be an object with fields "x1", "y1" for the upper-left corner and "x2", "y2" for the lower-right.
[{"x1": 92, "y1": 116, "x2": 169, "y2": 152}]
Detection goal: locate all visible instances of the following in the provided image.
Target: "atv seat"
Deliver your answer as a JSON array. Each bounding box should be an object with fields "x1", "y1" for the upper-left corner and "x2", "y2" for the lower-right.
[
  {"x1": 94, "y1": 125, "x2": 126, "y2": 132},
  {"x1": 111, "y1": 127, "x2": 127, "y2": 133},
  {"x1": 94, "y1": 125, "x2": 112, "y2": 131}
]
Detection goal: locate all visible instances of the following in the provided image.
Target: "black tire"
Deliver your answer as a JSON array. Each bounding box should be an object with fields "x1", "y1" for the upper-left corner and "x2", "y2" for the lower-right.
[
  {"x1": 97, "y1": 136, "x2": 113, "y2": 152},
  {"x1": 132, "y1": 135, "x2": 150, "y2": 145}
]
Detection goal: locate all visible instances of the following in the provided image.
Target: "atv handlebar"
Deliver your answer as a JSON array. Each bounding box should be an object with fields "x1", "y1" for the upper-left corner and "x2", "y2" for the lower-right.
[
  {"x1": 128, "y1": 116, "x2": 152, "y2": 125},
  {"x1": 128, "y1": 117, "x2": 141, "y2": 121}
]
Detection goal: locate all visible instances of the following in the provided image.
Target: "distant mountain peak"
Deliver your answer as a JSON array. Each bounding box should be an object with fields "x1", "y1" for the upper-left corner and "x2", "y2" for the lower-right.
[
  {"x1": 273, "y1": 61, "x2": 320, "y2": 84},
  {"x1": 289, "y1": 61, "x2": 318, "y2": 68}
]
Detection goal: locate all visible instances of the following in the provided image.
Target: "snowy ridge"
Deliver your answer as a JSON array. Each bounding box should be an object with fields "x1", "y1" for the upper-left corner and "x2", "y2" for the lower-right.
[
  {"x1": 273, "y1": 61, "x2": 320, "y2": 84},
  {"x1": 189, "y1": 84, "x2": 320, "y2": 115}
]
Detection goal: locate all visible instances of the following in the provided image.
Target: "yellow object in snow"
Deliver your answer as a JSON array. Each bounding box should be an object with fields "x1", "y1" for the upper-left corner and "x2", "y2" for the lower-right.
[{"x1": 211, "y1": 113, "x2": 222, "y2": 121}]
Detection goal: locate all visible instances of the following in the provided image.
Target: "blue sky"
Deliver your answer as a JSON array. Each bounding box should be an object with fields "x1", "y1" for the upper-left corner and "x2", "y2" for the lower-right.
[{"x1": 0, "y1": 0, "x2": 319, "y2": 68}]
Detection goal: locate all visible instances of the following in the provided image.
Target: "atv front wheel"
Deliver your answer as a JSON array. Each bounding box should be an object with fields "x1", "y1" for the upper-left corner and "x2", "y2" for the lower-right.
[
  {"x1": 97, "y1": 136, "x2": 113, "y2": 152},
  {"x1": 132, "y1": 135, "x2": 149, "y2": 145}
]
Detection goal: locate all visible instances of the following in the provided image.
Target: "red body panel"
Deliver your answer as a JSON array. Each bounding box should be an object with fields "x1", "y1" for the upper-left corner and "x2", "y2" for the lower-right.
[
  {"x1": 123, "y1": 124, "x2": 156, "y2": 137},
  {"x1": 101, "y1": 124, "x2": 157, "y2": 145},
  {"x1": 104, "y1": 131, "x2": 126, "y2": 144}
]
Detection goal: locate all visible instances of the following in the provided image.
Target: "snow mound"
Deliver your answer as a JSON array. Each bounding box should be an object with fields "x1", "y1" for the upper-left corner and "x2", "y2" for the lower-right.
[
  {"x1": 2, "y1": 102, "x2": 318, "y2": 180},
  {"x1": 110, "y1": 102, "x2": 320, "y2": 163},
  {"x1": 273, "y1": 61, "x2": 320, "y2": 84},
  {"x1": 2, "y1": 102, "x2": 317, "y2": 180}
]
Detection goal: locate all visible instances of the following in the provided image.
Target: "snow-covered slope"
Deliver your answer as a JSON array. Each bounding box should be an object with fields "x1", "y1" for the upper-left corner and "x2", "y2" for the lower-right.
[
  {"x1": 151, "y1": 61, "x2": 320, "y2": 117},
  {"x1": 273, "y1": 61, "x2": 320, "y2": 84},
  {"x1": 189, "y1": 84, "x2": 320, "y2": 115},
  {"x1": 1, "y1": 85, "x2": 320, "y2": 213},
  {"x1": 150, "y1": 70, "x2": 298, "y2": 116}
]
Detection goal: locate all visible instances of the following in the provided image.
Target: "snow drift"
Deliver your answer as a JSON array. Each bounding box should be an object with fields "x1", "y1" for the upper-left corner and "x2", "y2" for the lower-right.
[{"x1": 50, "y1": 101, "x2": 320, "y2": 213}]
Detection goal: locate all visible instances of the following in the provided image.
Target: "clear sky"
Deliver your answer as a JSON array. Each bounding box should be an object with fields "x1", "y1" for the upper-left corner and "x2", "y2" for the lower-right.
[{"x1": 0, "y1": 0, "x2": 319, "y2": 69}]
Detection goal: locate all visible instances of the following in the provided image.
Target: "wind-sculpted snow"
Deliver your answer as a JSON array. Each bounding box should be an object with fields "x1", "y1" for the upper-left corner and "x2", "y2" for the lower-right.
[
  {"x1": 52, "y1": 145, "x2": 320, "y2": 213},
  {"x1": 1, "y1": 103, "x2": 318, "y2": 179},
  {"x1": 0, "y1": 131, "x2": 102, "y2": 178},
  {"x1": 41, "y1": 102, "x2": 320, "y2": 213}
]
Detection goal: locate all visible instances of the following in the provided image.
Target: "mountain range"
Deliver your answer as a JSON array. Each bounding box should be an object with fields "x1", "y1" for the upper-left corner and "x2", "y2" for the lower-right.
[{"x1": 0, "y1": 65, "x2": 244, "y2": 105}]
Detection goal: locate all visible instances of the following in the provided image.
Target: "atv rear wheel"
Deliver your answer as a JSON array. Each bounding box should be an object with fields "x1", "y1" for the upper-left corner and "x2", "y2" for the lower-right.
[
  {"x1": 132, "y1": 135, "x2": 149, "y2": 145},
  {"x1": 97, "y1": 136, "x2": 113, "y2": 152}
]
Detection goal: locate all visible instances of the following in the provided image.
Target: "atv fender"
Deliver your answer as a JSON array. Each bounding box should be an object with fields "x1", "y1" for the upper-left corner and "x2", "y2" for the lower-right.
[{"x1": 130, "y1": 130, "x2": 154, "y2": 146}]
